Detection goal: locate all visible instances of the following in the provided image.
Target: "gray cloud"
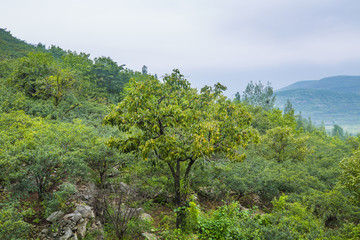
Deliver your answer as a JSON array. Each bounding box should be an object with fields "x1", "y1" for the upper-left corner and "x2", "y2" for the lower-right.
[{"x1": 2, "y1": 0, "x2": 360, "y2": 95}]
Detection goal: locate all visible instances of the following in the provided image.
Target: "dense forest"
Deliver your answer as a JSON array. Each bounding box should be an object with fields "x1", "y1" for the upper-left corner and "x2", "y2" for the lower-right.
[{"x1": 1, "y1": 28, "x2": 360, "y2": 240}]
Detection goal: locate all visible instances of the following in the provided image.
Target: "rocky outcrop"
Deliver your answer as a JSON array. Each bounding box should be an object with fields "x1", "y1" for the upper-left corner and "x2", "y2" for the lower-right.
[
  {"x1": 38, "y1": 204, "x2": 103, "y2": 240},
  {"x1": 142, "y1": 232, "x2": 158, "y2": 240}
]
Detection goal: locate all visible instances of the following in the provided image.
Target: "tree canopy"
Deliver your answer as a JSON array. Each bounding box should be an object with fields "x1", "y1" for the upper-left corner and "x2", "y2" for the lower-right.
[{"x1": 104, "y1": 69, "x2": 255, "y2": 226}]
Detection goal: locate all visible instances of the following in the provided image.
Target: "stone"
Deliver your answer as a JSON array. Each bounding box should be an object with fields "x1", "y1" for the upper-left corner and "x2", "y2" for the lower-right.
[
  {"x1": 119, "y1": 182, "x2": 131, "y2": 193},
  {"x1": 71, "y1": 232, "x2": 78, "y2": 240},
  {"x1": 59, "y1": 219, "x2": 72, "y2": 227},
  {"x1": 75, "y1": 204, "x2": 95, "y2": 218},
  {"x1": 46, "y1": 211, "x2": 64, "y2": 223},
  {"x1": 142, "y1": 232, "x2": 157, "y2": 240},
  {"x1": 76, "y1": 218, "x2": 89, "y2": 238},
  {"x1": 64, "y1": 212, "x2": 83, "y2": 223},
  {"x1": 140, "y1": 213, "x2": 153, "y2": 223},
  {"x1": 60, "y1": 227, "x2": 73, "y2": 240}
]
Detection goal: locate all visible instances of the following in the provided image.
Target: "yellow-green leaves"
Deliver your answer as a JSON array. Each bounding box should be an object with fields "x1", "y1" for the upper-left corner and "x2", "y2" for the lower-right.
[
  {"x1": 261, "y1": 126, "x2": 311, "y2": 162},
  {"x1": 104, "y1": 69, "x2": 253, "y2": 163},
  {"x1": 340, "y1": 150, "x2": 360, "y2": 205}
]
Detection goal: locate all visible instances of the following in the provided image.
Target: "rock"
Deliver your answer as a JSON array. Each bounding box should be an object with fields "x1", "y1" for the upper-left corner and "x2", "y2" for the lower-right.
[
  {"x1": 71, "y1": 232, "x2": 78, "y2": 240},
  {"x1": 75, "y1": 204, "x2": 95, "y2": 218},
  {"x1": 46, "y1": 211, "x2": 64, "y2": 223},
  {"x1": 60, "y1": 219, "x2": 72, "y2": 228},
  {"x1": 142, "y1": 232, "x2": 157, "y2": 240},
  {"x1": 64, "y1": 212, "x2": 83, "y2": 223},
  {"x1": 76, "y1": 218, "x2": 89, "y2": 238},
  {"x1": 125, "y1": 207, "x2": 143, "y2": 216},
  {"x1": 119, "y1": 182, "x2": 131, "y2": 193},
  {"x1": 140, "y1": 213, "x2": 153, "y2": 223},
  {"x1": 60, "y1": 227, "x2": 73, "y2": 240},
  {"x1": 41, "y1": 228, "x2": 49, "y2": 234}
]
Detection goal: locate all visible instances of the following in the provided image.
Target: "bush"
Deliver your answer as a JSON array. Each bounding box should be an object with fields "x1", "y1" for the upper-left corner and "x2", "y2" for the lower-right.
[
  {"x1": 44, "y1": 182, "x2": 77, "y2": 217},
  {"x1": 198, "y1": 202, "x2": 264, "y2": 240},
  {"x1": 0, "y1": 201, "x2": 32, "y2": 240},
  {"x1": 260, "y1": 195, "x2": 324, "y2": 240}
]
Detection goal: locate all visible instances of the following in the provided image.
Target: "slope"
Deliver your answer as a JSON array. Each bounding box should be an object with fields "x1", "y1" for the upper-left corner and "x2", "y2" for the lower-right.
[{"x1": 0, "y1": 28, "x2": 45, "y2": 59}]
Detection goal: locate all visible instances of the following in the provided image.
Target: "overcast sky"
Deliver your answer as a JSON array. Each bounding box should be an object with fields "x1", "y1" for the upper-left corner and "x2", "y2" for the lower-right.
[{"x1": 2, "y1": 0, "x2": 360, "y2": 97}]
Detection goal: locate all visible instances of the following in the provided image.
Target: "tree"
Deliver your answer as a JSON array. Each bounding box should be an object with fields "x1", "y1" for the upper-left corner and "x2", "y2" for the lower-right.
[
  {"x1": 141, "y1": 65, "x2": 148, "y2": 75},
  {"x1": 340, "y1": 150, "x2": 360, "y2": 205},
  {"x1": 261, "y1": 126, "x2": 310, "y2": 162},
  {"x1": 41, "y1": 68, "x2": 75, "y2": 106},
  {"x1": 91, "y1": 57, "x2": 126, "y2": 97},
  {"x1": 332, "y1": 124, "x2": 344, "y2": 138},
  {"x1": 284, "y1": 99, "x2": 294, "y2": 115},
  {"x1": 11, "y1": 52, "x2": 54, "y2": 97},
  {"x1": 10, "y1": 52, "x2": 75, "y2": 106},
  {"x1": 234, "y1": 92, "x2": 241, "y2": 103},
  {"x1": 104, "y1": 69, "x2": 253, "y2": 227},
  {"x1": 242, "y1": 81, "x2": 276, "y2": 110},
  {"x1": 85, "y1": 137, "x2": 127, "y2": 187},
  {"x1": 1, "y1": 112, "x2": 90, "y2": 199}
]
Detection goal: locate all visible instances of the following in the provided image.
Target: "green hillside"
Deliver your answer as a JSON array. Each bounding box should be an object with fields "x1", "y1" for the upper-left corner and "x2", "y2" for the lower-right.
[
  {"x1": 0, "y1": 28, "x2": 46, "y2": 59},
  {"x1": 2, "y1": 30, "x2": 360, "y2": 240},
  {"x1": 276, "y1": 76, "x2": 360, "y2": 133}
]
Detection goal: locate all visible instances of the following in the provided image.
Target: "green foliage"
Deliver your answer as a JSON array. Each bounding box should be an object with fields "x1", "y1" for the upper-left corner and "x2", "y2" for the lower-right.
[
  {"x1": 0, "y1": 200, "x2": 32, "y2": 240},
  {"x1": 44, "y1": 182, "x2": 77, "y2": 217},
  {"x1": 283, "y1": 99, "x2": 294, "y2": 116},
  {"x1": 340, "y1": 150, "x2": 360, "y2": 205},
  {"x1": 2, "y1": 29, "x2": 360, "y2": 239},
  {"x1": 0, "y1": 28, "x2": 44, "y2": 59},
  {"x1": 198, "y1": 202, "x2": 264, "y2": 240},
  {"x1": 247, "y1": 106, "x2": 296, "y2": 134},
  {"x1": 332, "y1": 124, "x2": 344, "y2": 138},
  {"x1": 104, "y1": 69, "x2": 254, "y2": 224},
  {"x1": 84, "y1": 137, "x2": 128, "y2": 186},
  {"x1": 261, "y1": 195, "x2": 324, "y2": 240},
  {"x1": 302, "y1": 189, "x2": 360, "y2": 228},
  {"x1": 174, "y1": 201, "x2": 200, "y2": 233},
  {"x1": 0, "y1": 111, "x2": 92, "y2": 198},
  {"x1": 90, "y1": 56, "x2": 128, "y2": 101},
  {"x1": 242, "y1": 80, "x2": 276, "y2": 110},
  {"x1": 261, "y1": 126, "x2": 311, "y2": 162},
  {"x1": 342, "y1": 223, "x2": 360, "y2": 240}
]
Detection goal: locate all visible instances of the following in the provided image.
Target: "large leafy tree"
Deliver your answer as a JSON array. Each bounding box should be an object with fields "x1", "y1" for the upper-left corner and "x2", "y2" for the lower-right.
[{"x1": 104, "y1": 69, "x2": 253, "y2": 227}]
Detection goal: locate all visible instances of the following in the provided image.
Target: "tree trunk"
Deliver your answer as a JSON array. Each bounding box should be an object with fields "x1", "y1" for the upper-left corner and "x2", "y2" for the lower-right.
[{"x1": 174, "y1": 159, "x2": 183, "y2": 228}]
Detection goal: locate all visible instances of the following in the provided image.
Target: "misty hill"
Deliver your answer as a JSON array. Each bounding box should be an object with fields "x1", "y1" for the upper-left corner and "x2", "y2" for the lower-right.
[
  {"x1": 279, "y1": 75, "x2": 360, "y2": 95},
  {"x1": 276, "y1": 76, "x2": 360, "y2": 133}
]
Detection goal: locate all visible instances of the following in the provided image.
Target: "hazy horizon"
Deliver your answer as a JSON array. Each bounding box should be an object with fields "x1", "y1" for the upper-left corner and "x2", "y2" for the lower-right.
[{"x1": 3, "y1": 0, "x2": 360, "y2": 96}]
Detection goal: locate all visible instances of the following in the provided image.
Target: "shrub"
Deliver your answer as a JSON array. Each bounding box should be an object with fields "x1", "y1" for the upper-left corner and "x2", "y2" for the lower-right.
[{"x1": 0, "y1": 201, "x2": 32, "y2": 240}]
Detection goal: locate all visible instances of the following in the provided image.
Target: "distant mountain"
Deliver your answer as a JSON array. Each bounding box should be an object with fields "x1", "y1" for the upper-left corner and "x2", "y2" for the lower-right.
[
  {"x1": 278, "y1": 75, "x2": 360, "y2": 95},
  {"x1": 275, "y1": 76, "x2": 360, "y2": 133}
]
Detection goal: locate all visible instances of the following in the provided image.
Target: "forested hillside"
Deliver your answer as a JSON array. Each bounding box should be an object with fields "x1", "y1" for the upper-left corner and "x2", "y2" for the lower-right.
[
  {"x1": 1, "y1": 29, "x2": 360, "y2": 240},
  {"x1": 276, "y1": 76, "x2": 360, "y2": 133}
]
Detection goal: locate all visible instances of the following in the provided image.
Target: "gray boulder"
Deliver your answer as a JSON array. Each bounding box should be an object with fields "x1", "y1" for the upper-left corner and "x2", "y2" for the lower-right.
[
  {"x1": 46, "y1": 211, "x2": 64, "y2": 223},
  {"x1": 75, "y1": 204, "x2": 95, "y2": 218},
  {"x1": 60, "y1": 227, "x2": 73, "y2": 240}
]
